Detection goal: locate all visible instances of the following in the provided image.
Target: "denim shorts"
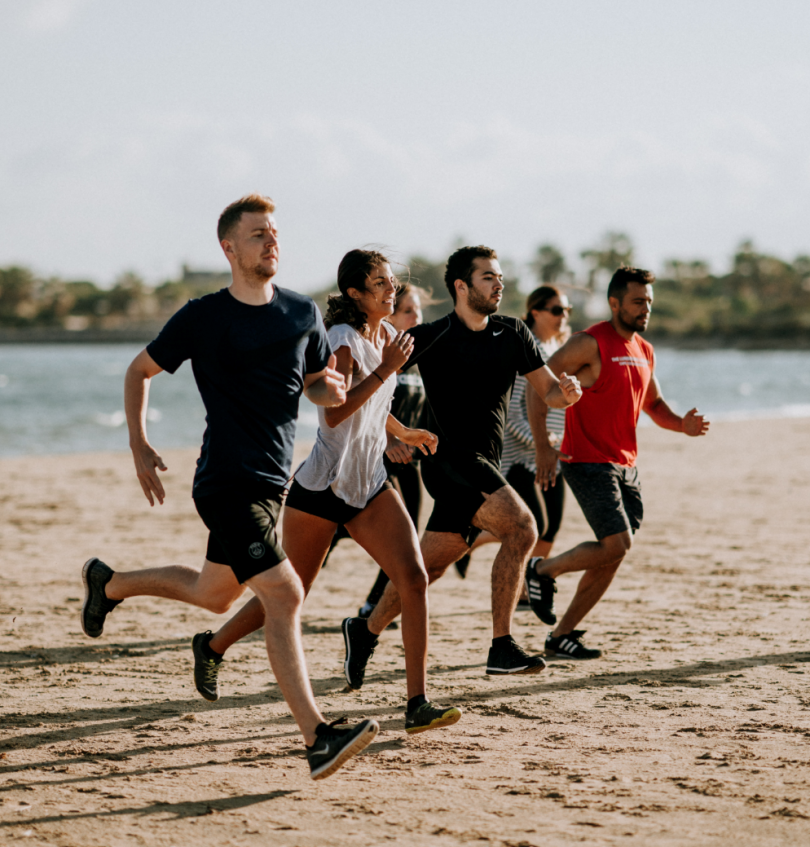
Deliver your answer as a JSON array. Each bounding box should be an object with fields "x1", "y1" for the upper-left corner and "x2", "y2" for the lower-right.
[{"x1": 561, "y1": 462, "x2": 643, "y2": 541}]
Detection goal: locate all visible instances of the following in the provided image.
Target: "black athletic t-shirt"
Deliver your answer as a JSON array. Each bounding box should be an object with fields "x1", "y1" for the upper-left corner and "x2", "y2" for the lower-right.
[
  {"x1": 405, "y1": 312, "x2": 545, "y2": 466},
  {"x1": 147, "y1": 287, "x2": 331, "y2": 497},
  {"x1": 391, "y1": 369, "x2": 426, "y2": 429}
]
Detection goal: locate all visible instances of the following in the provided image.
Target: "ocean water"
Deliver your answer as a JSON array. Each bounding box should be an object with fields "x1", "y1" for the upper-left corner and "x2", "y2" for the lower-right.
[{"x1": 1, "y1": 344, "x2": 809, "y2": 458}]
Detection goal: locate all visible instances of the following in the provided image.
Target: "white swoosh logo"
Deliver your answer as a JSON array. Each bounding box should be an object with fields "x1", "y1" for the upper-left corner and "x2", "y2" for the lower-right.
[{"x1": 493, "y1": 330, "x2": 503, "y2": 336}]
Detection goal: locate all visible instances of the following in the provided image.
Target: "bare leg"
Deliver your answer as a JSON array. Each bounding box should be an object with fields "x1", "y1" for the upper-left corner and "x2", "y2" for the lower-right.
[
  {"x1": 470, "y1": 486, "x2": 537, "y2": 637},
  {"x1": 366, "y1": 529, "x2": 469, "y2": 636},
  {"x1": 246, "y1": 561, "x2": 325, "y2": 746},
  {"x1": 208, "y1": 507, "x2": 337, "y2": 655},
  {"x1": 345, "y1": 489, "x2": 429, "y2": 700},
  {"x1": 551, "y1": 565, "x2": 620, "y2": 637},
  {"x1": 106, "y1": 559, "x2": 246, "y2": 614},
  {"x1": 535, "y1": 531, "x2": 632, "y2": 636},
  {"x1": 468, "y1": 533, "x2": 552, "y2": 601}
]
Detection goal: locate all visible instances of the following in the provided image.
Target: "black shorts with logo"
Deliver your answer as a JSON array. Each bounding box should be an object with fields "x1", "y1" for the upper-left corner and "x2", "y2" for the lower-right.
[
  {"x1": 193, "y1": 484, "x2": 287, "y2": 584},
  {"x1": 285, "y1": 478, "x2": 393, "y2": 525},
  {"x1": 561, "y1": 462, "x2": 643, "y2": 541},
  {"x1": 421, "y1": 453, "x2": 508, "y2": 546}
]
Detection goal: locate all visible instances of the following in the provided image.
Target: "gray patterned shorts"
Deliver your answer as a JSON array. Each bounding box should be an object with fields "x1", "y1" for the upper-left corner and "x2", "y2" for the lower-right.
[{"x1": 561, "y1": 462, "x2": 643, "y2": 541}]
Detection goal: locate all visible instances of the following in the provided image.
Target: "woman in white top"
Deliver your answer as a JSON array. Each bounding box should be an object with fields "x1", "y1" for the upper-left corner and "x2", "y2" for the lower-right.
[
  {"x1": 197, "y1": 250, "x2": 461, "y2": 736},
  {"x1": 456, "y1": 286, "x2": 572, "y2": 594}
]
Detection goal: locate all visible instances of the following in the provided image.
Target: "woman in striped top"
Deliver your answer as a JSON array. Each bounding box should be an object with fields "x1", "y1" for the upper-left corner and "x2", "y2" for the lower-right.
[{"x1": 455, "y1": 285, "x2": 572, "y2": 590}]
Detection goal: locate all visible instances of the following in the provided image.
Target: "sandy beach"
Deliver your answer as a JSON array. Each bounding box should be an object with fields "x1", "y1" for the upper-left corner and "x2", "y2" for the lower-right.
[{"x1": 2, "y1": 417, "x2": 810, "y2": 846}]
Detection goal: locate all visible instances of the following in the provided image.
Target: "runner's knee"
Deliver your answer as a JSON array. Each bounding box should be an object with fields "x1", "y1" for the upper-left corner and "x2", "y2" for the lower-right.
[
  {"x1": 600, "y1": 532, "x2": 632, "y2": 563},
  {"x1": 204, "y1": 592, "x2": 241, "y2": 615},
  {"x1": 395, "y1": 563, "x2": 429, "y2": 598}
]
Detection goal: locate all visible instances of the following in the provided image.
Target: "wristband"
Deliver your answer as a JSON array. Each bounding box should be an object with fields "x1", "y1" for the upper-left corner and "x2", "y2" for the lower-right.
[{"x1": 371, "y1": 371, "x2": 385, "y2": 384}]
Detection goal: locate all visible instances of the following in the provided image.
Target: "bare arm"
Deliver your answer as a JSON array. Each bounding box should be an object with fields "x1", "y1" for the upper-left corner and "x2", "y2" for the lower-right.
[
  {"x1": 303, "y1": 353, "x2": 347, "y2": 408},
  {"x1": 524, "y1": 334, "x2": 596, "y2": 488},
  {"x1": 643, "y1": 359, "x2": 710, "y2": 436},
  {"x1": 124, "y1": 349, "x2": 167, "y2": 506},
  {"x1": 323, "y1": 331, "x2": 414, "y2": 428},
  {"x1": 385, "y1": 413, "x2": 439, "y2": 457}
]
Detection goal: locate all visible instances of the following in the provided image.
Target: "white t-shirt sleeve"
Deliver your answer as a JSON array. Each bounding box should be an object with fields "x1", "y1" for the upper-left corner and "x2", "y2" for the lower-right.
[{"x1": 327, "y1": 324, "x2": 364, "y2": 365}]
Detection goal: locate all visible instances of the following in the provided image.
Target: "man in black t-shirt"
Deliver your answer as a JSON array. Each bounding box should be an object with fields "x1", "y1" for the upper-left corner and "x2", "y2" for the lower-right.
[
  {"x1": 342, "y1": 246, "x2": 583, "y2": 684},
  {"x1": 78, "y1": 193, "x2": 379, "y2": 780}
]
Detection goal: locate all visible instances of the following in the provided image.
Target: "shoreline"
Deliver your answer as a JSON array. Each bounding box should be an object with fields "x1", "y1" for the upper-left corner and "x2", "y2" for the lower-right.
[{"x1": 2, "y1": 325, "x2": 810, "y2": 350}]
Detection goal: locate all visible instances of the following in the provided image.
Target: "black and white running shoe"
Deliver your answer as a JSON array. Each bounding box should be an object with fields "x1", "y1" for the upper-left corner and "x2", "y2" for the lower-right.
[
  {"x1": 545, "y1": 630, "x2": 602, "y2": 660},
  {"x1": 524, "y1": 558, "x2": 557, "y2": 625},
  {"x1": 342, "y1": 617, "x2": 378, "y2": 690},
  {"x1": 486, "y1": 637, "x2": 546, "y2": 676},
  {"x1": 80, "y1": 558, "x2": 121, "y2": 638},
  {"x1": 306, "y1": 718, "x2": 379, "y2": 780},
  {"x1": 405, "y1": 701, "x2": 462, "y2": 734},
  {"x1": 192, "y1": 631, "x2": 223, "y2": 701}
]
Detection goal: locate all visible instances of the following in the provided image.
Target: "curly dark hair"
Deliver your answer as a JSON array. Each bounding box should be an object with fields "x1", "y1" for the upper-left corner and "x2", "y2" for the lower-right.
[
  {"x1": 324, "y1": 249, "x2": 391, "y2": 333},
  {"x1": 444, "y1": 245, "x2": 498, "y2": 303}
]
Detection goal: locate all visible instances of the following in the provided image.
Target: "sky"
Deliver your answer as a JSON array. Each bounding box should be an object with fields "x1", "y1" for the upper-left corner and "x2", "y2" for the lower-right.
[{"x1": 2, "y1": 0, "x2": 810, "y2": 292}]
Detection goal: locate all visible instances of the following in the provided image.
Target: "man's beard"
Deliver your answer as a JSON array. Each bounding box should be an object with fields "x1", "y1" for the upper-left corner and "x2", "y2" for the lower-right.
[
  {"x1": 467, "y1": 284, "x2": 499, "y2": 316},
  {"x1": 237, "y1": 254, "x2": 275, "y2": 288},
  {"x1": 617, "y1": 309, "x2": 647, "y2": 333}
]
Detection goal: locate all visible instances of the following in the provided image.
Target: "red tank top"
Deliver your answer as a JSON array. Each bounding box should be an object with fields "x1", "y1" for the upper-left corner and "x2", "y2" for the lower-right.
[{"x1": 561, "y1": 321, "x2": 654, "y2": 468}]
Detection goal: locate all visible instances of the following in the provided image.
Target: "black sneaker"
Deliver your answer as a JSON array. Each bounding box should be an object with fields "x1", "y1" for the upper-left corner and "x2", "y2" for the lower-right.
[
  {"x1": 80, "y1": 558, "x2": 121, "y2": 638},
  {"x1": 525, "y1": 558, "x2": 557, "y2": 625},
  {"x1": 454, "y1": 553, "x2": 471, "y2": 579},
  {"x1": 342, "y1": 617, "x2": 377, "y2": 690},
  {"x1": 307, "y1": 718, "x2": 379, "y2": 780},
  {"x1": 486, "y1": 637, "x2": 546, "y2": 676},
  {"x1": 405, "y1": 701, "x2": 462, "y2": 734},
  {"x1": 192, "y1": 631, "x2": 223, "y2": 702},
  {"x1": 545, "y1": 630, "x2": 602, "y2": 660}
]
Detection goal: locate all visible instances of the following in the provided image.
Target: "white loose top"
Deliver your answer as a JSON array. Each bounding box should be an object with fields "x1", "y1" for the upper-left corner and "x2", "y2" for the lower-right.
[{"x1": 295, "y1": 322, "x2": 396, "y2": 508}]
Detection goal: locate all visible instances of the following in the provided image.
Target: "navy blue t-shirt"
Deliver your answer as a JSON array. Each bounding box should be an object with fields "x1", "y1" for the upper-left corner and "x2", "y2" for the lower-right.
[{"x1": 147, "y1": 287, "x2": 331, "y2": 497}]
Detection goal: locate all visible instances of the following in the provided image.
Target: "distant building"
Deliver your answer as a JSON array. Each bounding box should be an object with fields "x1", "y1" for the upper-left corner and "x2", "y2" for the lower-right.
[{"x1": 181, "y1": 264, "x2": 231, "y2": 291}]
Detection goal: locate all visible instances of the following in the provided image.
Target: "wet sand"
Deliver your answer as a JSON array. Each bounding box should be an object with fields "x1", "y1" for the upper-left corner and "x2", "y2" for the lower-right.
[{"x1": 2, "y1": 418, "x2": 810, "y2": 846}]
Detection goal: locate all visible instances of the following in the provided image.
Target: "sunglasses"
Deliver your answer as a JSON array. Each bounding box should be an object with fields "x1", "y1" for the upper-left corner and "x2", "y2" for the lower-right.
[{"x1": 540, "y1": 305, "x2": 572, "y2": 316}]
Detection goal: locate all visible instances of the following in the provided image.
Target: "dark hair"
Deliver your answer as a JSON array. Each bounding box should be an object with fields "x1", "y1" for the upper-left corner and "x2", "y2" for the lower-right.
[
  {"x1": 444, "y1": 245, "x2": 498, "y2": 303},
  {"x1": 524, "y1": 285, "x2": 562, "y2": 329},
  {"x1": 217, "y1": 193, "x2": 275, "y2": 242},
  {"x1": 324, "y1": 249, "x2": 391, "y2": 333},
  {"x1": 607, "y1": 266, "x2": 655, "y2": 303}
]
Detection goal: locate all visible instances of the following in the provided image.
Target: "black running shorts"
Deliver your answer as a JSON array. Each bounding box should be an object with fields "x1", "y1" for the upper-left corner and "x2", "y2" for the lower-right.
[
  {"x1": 561, "y1": 462, "x2": 642, "y2": 541},
  {"x1": 421, "y1": 454, "x2": 508, "y2": 546},
  {"x1": 193, "y1": 485, "x2": 286, "y2": 584},
  {"x1": 505, "y1": 463, "x2": 565, "y2": 544},
  {"x1": 285, "y1": 478, "x2": 393, "y2": 525}
]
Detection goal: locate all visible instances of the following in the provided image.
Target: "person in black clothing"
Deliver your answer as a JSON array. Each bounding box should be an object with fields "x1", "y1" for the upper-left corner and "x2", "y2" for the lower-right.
[
  {"x1": 78, "y1": 194, "x2": 379, "y2": 779},
  {"x1": 342, "y1": 246, "x2": 583, "y2": 686}
]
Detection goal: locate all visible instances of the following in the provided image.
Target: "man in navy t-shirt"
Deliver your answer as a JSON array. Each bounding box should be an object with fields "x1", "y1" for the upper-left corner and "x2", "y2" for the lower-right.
[{"x1": 78, "y1": 193, "x2": 380, "y2": 779}]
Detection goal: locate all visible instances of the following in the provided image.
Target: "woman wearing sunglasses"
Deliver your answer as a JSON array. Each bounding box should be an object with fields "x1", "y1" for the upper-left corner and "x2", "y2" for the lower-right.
[{"x1": 455, "y1": 286, "x2": 572, "y2": 604}]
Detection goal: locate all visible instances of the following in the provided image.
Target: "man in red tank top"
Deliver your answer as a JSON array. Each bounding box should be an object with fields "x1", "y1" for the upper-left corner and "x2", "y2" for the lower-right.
[{"x1": 524, "y1": 267, "x2": 710, "y2": 659}]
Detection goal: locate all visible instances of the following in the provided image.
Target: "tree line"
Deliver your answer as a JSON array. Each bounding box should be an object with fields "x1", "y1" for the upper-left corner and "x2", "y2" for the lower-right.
[{"x1": 2, "y1": 233, "x2": 810, "y2": 342}]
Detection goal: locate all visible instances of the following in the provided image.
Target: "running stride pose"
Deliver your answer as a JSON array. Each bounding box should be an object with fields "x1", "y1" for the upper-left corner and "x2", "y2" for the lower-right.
[
  {"x1": 356, "y1": 280, "x2": 431, "y2": 618},
  {"x1": 342, "y1": 245, "x2": 583, "y2": 685},
  {"x1": 194, "y1": 250, "x2": 462, "y2": 735},
  {"x1": 79, "y1": 194, "x2": 379, "y2": 779},
  {"x1": 456, "y1": 285, "x2": 572, "y2": 593},
  {"x1": 525, "y1": 267, "x2": 710, "y2": 658}
]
